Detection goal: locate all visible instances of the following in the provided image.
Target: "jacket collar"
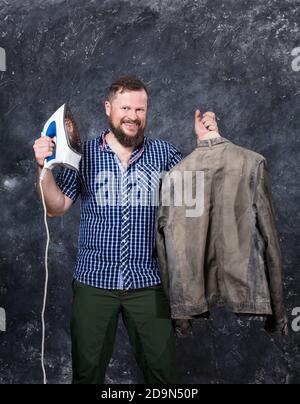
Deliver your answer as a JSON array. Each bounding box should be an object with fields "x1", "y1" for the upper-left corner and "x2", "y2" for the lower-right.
[{"x1": 197, "y1": 135, "x2": 230, "y2": 148}]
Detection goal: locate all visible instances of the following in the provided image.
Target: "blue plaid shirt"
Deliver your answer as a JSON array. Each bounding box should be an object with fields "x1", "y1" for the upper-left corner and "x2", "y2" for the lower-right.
[{"x1": 56, "y1": 128, "x2": 183, "y2": 290}]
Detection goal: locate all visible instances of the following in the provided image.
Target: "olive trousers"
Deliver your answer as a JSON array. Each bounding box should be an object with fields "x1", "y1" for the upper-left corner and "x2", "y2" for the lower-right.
[{"x1": 71, "y1": 280, "x2": 177, "y2": 384}]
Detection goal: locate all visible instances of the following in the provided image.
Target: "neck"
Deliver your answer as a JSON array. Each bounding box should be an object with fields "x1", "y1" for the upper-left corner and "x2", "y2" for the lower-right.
[
  {"x1": 198, "y1": 131, "x2": 221, "y2": 141},
  {"x1": 106, "y1": 131, "x2": 135, "y2": 154},
  {"x1": 105, "y1": 131, "x2": 135, "y2": 169}
]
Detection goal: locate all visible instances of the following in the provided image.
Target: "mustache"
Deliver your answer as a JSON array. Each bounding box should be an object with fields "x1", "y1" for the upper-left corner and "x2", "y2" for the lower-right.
[{"x1": 121, "y1": 118, "x2": 141, "y2": 126}]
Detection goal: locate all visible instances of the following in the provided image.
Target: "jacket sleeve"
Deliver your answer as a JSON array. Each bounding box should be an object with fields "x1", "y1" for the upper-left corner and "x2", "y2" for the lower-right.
[
  {"x1": 155, "y1": 175, "x2": 194, "y2": 338},
  {"x1": 155, "y1": 173, "x2": 171, "y2": 300},
  {"x1": 254, "y1": 159, "x2": 288, "y2": 335}
]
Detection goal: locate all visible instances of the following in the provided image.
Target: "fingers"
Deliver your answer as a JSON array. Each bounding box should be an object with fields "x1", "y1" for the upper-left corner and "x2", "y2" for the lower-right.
[
  {"x1": 206, "y1": 125, "x2": 218, "y2": 131},
  {"x1": 202, "y1": 112, "x2": 218, "y2": 131},
  {"x1": 33, "y1": 136, "x2": 55, "y2": 147},
  {"x1": 203, "y1": 112, "x2": 216, "y2": 120},
  {"x1": 195, "y1": 110, "x2": 217, "y2": 124},
  {"x1": 33, "y1": 139, "x2": 55, "y2": 154},
  {"x1": 195, "y1": 109, "x2": 201, "y2": 121},
  {"x1": 33, "y1": 136, "x2": 55, "y2": 163},
  {"x1": 202, "y1": 121, "x2": 218, "y2": 131},
  {"x1": 202, "y1": 118, "x2": 217, "y2": 129}
]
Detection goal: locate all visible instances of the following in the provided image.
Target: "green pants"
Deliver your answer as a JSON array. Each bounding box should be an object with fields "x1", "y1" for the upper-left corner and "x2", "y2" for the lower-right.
[{"x1": 71, "y1": 280, "x2": 177, "y2": 384}]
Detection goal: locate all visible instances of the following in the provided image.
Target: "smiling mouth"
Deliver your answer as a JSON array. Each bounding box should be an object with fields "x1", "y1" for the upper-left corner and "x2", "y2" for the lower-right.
[{"x1": 123, "y1": 122, "x2": 139, "y2": 129}]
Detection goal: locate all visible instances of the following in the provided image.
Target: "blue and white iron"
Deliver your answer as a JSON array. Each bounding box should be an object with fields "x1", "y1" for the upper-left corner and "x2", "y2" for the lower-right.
[
  {"x1": 41, "y1": 103, "x2": 82, "y2": 171},
  {"x1": 39, "y1": 104, "x2": 82, "y2": 384}
]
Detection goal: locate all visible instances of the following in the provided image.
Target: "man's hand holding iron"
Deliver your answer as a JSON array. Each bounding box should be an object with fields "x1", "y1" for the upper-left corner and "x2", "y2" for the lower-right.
[{"x1": 33, "y1": 136, "x2": 55, "y2": 168}]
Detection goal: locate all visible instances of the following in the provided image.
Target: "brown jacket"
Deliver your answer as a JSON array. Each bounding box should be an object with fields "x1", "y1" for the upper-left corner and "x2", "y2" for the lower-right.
[{"x1": 156, "y1": 136, "x2": 287, "y2": 335}]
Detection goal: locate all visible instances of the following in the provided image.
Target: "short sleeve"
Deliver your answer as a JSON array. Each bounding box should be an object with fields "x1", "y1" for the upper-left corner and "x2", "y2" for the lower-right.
[
  {"x1": 55, "y1": 167, "x2": 81, "y2": 203},
  {"x1": 167, "y1": 144, "x2": 183, "y2": 171}
]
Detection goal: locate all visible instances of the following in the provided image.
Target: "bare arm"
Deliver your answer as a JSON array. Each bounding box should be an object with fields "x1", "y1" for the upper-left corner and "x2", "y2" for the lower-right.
[
  {"x1": 36, "y1": 166, "x2": 73, "y2": 217},
  {"x1": 34, "y1": 136, "x2": 73, "y2": 217}
]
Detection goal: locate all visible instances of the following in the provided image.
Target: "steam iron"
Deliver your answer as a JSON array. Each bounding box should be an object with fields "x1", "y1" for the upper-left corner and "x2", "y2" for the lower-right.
[{"x1": 41, "y1": 104, "x2": 82, "y2": 171}]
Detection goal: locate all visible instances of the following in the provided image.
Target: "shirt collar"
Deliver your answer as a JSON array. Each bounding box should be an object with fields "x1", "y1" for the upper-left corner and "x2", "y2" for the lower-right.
[
  {"x1": 98, "y1": 128, "x2": 148, "y2": 165},
  {"x1": 98, "y1": 128, "x2": 111, "y2": 151}
]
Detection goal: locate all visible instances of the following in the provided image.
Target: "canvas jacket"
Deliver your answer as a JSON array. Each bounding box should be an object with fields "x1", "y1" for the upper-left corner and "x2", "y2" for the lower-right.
[{"x1": 156, "y1": 136, "x2": 288, "y2": 335}]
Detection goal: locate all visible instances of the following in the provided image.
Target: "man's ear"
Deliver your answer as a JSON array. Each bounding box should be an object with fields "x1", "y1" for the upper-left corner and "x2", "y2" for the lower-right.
[{"x1": 104, "y1": 100, "x2": 111, "y2": 117}]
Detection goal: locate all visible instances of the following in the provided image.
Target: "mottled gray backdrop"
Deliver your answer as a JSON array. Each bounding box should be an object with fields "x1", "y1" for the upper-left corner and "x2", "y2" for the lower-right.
[{"x1": 0, "y1": 0, "x2": 299, "y2": 384}]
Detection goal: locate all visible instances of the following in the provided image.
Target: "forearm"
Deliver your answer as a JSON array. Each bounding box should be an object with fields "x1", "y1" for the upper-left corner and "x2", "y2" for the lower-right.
[{"x1": 36, "y1": 166, "x2": 66, "y2": 216}]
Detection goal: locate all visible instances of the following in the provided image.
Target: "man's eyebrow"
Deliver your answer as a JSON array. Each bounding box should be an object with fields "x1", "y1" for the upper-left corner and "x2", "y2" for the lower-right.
[{"x1": 121, "y1": 105, "x2": 146, "y2": 110}]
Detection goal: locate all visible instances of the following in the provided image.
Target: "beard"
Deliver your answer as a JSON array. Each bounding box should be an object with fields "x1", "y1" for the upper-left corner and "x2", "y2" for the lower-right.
[{"x1": 108, "y1": 117, "x2": 146, "y2": 148}]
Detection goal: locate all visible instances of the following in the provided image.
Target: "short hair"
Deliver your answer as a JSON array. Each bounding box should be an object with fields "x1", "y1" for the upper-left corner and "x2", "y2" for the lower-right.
[{"x1": 106, "y1": 75, "x2": 149, "y2": 102}]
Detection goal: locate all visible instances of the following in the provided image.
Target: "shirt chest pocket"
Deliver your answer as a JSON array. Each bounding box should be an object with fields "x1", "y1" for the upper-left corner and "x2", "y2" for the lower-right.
[
  {"x1": 117, "y1": 162, "x2": 163, "y2": 208},
  {"x1": 132, "y1": 162, "x2": 162, "y2": 199}
]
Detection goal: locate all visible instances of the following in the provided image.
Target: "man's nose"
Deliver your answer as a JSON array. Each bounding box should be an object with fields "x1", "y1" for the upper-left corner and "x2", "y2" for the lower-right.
[{"x1": 126, "y1": 110, "x2": 139, "y2": 121}]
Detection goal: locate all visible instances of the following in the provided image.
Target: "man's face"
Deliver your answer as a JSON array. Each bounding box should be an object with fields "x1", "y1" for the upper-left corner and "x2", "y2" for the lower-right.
[{"x1": 105, "y1": 89, "x2": 148, "y2": 148}]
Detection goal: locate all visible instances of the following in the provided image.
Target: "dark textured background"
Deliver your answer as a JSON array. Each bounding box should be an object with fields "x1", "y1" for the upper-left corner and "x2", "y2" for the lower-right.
[{"x1": 0, "y1": 0, "x2": 299, "y2": 384}]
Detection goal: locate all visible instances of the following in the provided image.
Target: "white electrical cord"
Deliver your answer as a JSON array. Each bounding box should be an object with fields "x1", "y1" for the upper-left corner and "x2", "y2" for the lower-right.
[{"x1": 39, "y1": 167, "x2": 49, "y2": 385}]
